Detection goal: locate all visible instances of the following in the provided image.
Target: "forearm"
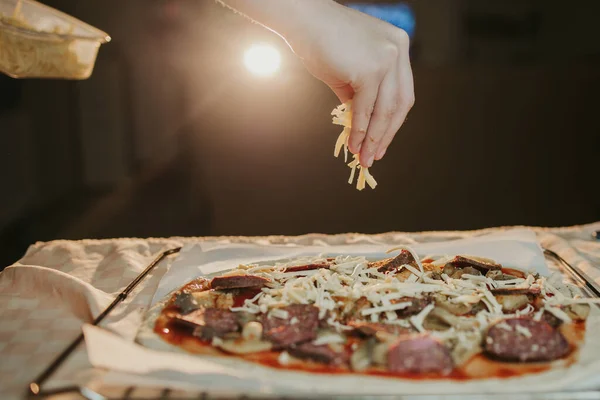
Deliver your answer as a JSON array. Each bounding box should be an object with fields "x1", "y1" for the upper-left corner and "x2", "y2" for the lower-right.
[
  {"x1": 217, "y1": 0, "x2": 335, "y2": 41},
  {"x1": 219, "y1": 0, "x2": 414, "y2": 167}
]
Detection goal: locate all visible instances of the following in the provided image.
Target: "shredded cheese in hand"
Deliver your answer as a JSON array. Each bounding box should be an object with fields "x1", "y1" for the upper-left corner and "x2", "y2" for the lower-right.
[{"x1": 332, "y1": 102, "x2": 377, "y2": 191}]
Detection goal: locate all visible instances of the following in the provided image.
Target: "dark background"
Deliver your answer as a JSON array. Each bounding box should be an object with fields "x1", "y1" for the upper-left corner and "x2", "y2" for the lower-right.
[{"x1": 1, "y1": 0, "x2": 599, "y2": 268}]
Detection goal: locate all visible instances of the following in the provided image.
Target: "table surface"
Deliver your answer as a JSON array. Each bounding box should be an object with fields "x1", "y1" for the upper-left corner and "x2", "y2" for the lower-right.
[{"x1": 1, "y1": 222, "x2": 599, "y2": 400}]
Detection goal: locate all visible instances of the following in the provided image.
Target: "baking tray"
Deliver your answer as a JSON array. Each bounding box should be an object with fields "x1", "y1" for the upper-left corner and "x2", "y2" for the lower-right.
[{"x1": 27, "y1": 246, "x2": 600, "y2": 400}]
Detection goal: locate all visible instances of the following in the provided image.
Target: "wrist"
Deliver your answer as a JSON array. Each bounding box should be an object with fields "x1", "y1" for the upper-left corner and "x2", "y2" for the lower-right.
[
  {"x1": 221, "y1": 0, "x2": 339, "y2": 47},
  {"x1": 271, "y1": 0, "x2": 336, "y2": 37},
  {"x1": 273, "y1": 0, "x2": 343, "y2": 61}
]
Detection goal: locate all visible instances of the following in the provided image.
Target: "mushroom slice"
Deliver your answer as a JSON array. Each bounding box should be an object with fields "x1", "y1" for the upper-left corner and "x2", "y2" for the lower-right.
[
  {"x1": 235, "y1": 311, "x2": 257, "y2": 327},
  {"x1": 449, "y1": 331, "x2": 482, "y2": 365},
  {"x1": 372, "y1": 341, "x2": 391, "y2": 365},
  {"x1": 433, "y1": 293, "x2": 473, "y2": 316},
  {"x1": 217, "y1": 338, "x2": 273, "y2": 354},
  {"x1": 494, "y1": 294, "x2": 530, "y2": 312},
  {"x1": 428, "y1": 307, "x2": 478, "y2": 330},
  {"x1": 564, "y1": 303, "x2": 591, "y2": 321},
  {"x1": 423, "y1": 316, "x2": 451, "y2": 331},
  {"x1": 350, "y1": 338, "x2": 376, "y2": 371},
  {"x1": 450, "y1": 267, "x2": 482, "y2": 279},
  {"x1": 486, "y1": 270, "x2": 518, "y2": 281},
  {"x1": 242, "y1": 321, "x2": 264, "y2": 341}
]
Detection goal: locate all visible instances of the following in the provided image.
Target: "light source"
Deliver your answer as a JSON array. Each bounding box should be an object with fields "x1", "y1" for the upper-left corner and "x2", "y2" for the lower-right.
[{"x1": 244, "y1": 44, "x2": 281, "y2": 76}]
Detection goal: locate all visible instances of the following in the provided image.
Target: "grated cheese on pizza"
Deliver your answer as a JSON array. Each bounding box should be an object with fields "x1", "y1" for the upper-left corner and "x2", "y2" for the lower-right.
[{"x1": 155, "y1": 248, "x2": 596, "y2": 378}]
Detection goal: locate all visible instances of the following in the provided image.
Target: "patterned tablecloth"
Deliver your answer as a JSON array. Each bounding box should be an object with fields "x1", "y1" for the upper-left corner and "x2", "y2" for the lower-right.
[{"x1": 1, "y1": 222, "x2": 599, "y2": 399}]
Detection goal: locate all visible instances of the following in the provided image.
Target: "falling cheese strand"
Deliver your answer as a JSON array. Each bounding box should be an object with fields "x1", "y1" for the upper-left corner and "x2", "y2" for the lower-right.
[
  {"x1": 331, "y1": 102, "x2": 377, "y2": 191},
  {"x1": 334, "y1": 126, "x2": 350, "y2": 162}
]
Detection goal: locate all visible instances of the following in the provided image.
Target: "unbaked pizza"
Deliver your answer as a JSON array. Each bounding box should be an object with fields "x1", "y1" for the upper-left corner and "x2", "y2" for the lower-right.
[{"x1": 152, "y1": 249, "x2": 596, "y2": 379}]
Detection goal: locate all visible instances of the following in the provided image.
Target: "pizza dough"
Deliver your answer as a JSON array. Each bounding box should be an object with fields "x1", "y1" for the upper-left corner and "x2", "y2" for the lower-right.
[{"x1": 144, "y1": 249, "x2": 597, "y2": 380}]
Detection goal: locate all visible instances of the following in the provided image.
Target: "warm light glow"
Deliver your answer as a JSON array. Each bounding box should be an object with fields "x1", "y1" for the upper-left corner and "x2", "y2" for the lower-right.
[{"x1": 244, "y1": 44, "x2": 281, "y2": 76}]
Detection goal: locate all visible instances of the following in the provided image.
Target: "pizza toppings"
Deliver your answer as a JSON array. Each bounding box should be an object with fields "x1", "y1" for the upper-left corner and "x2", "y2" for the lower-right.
[
  {"x1": 564, "y1": 303, "x2": 591, "y2": 321},
  {"x1": 210, "y1": 275, "x2": 270, "y2": 290},
  {"x1": 157, "y1": 251, "x2": 593, "y2": 377},
  {"x1": 181, "y1": 277, "x2": 211, "y2": 292},
  {"x1": 175, "y1": 308, "x2": 240, "y2": 340},
  {"x1": 348, "y1": 321, "x2": 413, "y2": 338},
  {"x1": 190, "y1": 290, "x2": 235, "y2": 309},
  {"x1": 542, "y1": 310, "x2": 563, "y2": 328},
  {"x1": 288, "y1": 343, "x2": 349, "y2": 366},
  {"x1": 242, "y1": 321, "x2": 264, "y2": 341},
  {"x1": 387, "y1": 335, "x2": 454, "y2": 375},
  {"x1": 350, "y1": 337, "x2": 377, "y2": 371},
  {"x1": 484, "y1": 318, "x2": 570, "y2": 362},
  {"x1": 494, "y1": 293, "x2": 531, "y2": 312},
  {"x1": 432, "y1": 293, "x2": 478, "y2": 316},
  {"x1": 393, "y1": 297, "x2": 431, "y2": 318},
  {"x1": 283, "y1": 260, "x2": 333, "y2": 273},
  {"x1": 370, "y1": 250, "x2": 417, "y2": 274},
  {"x1": 490, "y1": 287, "x2": 541, "y2": 296},
  {"x1": 217, "y1": 337, "x2": 273, "y2": 355},
  {"x1": 486, "y1": 270, "x2": 521, "y2": 281},
  {"x1": 173, "y1": 292, "x2": 201, "y2": 315},
  {"x1": 443, "y1": 256, "x2": 502, "y2": 275},
  {"x1": 261, "y1": 304, "x2": 319, "y2": 348},
  {"x1": 445, "y1": 266, "x2": 482, "y2": 279}
]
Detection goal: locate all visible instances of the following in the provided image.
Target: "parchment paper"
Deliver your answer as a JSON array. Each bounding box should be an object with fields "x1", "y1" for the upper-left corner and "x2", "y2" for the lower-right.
[
  {"x1": 83, "y1": 229, "x2": 600, "y2": 396},
  {"x1": 151, "y1": 229, "x2": 548, "y2": 306}
]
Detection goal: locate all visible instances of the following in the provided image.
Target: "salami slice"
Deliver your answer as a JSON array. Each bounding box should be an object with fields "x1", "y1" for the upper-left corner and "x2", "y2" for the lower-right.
[
  {"x1": 261, "y1": 304, "x2": 319, "y2": 347},
  {"x1": 370, "y1": 250, "x2": 417, "y2": 274},
  {"x1": 387, "y1": 335, "x2": 453, "y2": 375},
  {"x1": 542, "y1": 311, "x2": 562, "y2": 328},
  {"x1": 444, "y1": 256, "x2": 501, "y2": 274},
  {"x1": 484, "y1": 318, "x2": 569, "y2": 362},
  {"x1": 393, "y1": 297, "x2": 430, "y2": 318},
  {"x1": 175, "y1": 308, "x2": 240, "y2": 340},
  {"x1": 283, "y1": 259, "x2": 334, "y2": 273},
  {"x1": 210, "y1": 275, "x2": 269, "y2": 290}
]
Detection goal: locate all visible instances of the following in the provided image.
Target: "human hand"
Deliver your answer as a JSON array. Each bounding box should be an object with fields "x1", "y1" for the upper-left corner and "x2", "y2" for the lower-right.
[{"x1": 286, "y1": 1, "x2": 415, "y2": 167}]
